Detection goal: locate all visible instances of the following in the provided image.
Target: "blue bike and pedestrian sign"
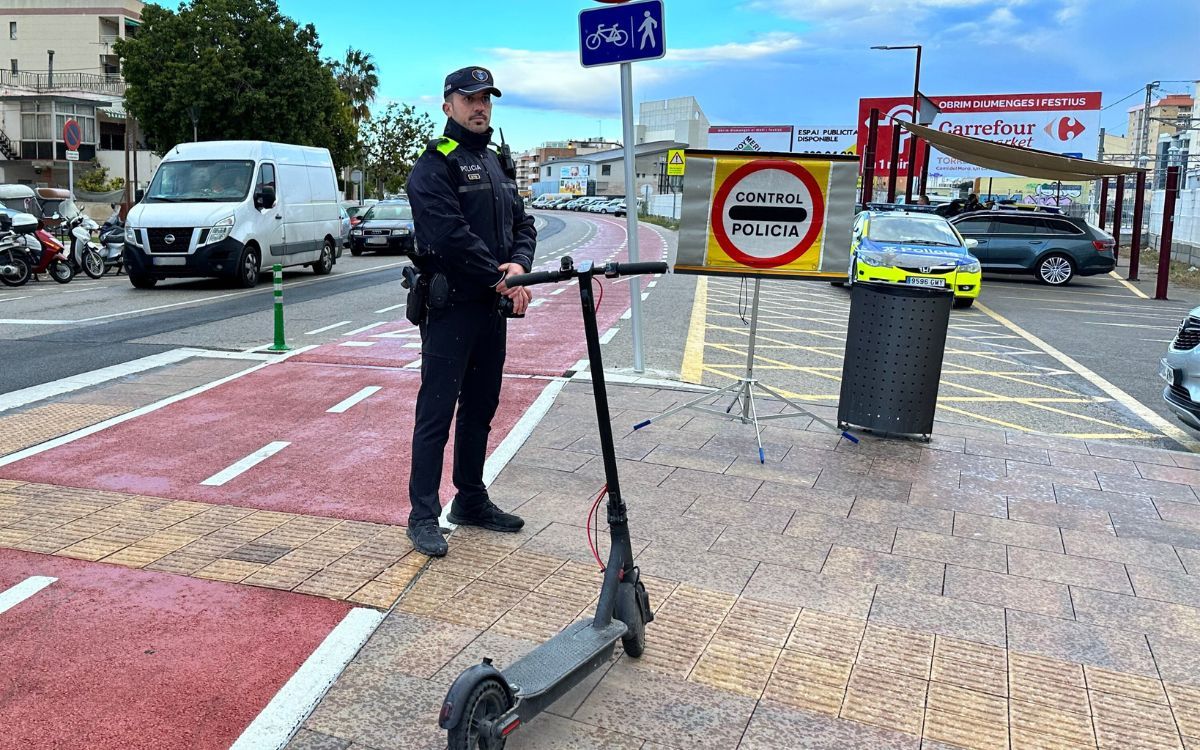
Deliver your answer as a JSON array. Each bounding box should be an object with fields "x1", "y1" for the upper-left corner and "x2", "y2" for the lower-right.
[{"x1": 579, "y1": 0, "x2": 665, "y2": 68}]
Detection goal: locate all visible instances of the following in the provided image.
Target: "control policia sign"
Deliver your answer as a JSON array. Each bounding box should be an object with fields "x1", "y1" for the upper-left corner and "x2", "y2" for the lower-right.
[{"x1": 675, "y1": 151, "x2": 857, "y2": 279}]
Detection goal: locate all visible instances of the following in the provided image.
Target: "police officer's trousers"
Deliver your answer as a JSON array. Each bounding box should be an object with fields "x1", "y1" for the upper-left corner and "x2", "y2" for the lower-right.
[{"x1": 408, "y1": 299, "x2": 506, "y2": 526}]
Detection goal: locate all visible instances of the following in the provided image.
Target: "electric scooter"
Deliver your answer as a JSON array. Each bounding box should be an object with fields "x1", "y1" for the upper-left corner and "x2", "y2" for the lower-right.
[{"x1": 439, "y1": 255, "x2": 667, "y2": 749}]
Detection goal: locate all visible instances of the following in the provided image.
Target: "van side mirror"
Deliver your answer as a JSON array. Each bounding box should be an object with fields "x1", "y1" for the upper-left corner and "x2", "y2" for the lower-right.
[{"x1": 256, "y1": 185, "x2": 276, "y2": 210}]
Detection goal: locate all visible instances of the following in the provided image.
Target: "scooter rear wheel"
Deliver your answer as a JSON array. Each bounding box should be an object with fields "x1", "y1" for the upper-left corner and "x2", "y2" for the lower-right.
[
  {"x1": 0, "y1": 255, "x2": 31, "y2": 287},
  {"x1": 447, "y1": 677, "x2": 510, "y2": 750},
  {"x1": 616, "y1": 581, "x2": 647, "y2": 658}
]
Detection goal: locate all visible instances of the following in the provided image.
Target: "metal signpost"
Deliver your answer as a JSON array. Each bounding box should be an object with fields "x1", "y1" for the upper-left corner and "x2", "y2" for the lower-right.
[
  {"x1": 63, "y1": 118, "x2": 82, "y2": 197},
  {"x1": 579, "y1": 0, "x2": 665, "y2": 373}
]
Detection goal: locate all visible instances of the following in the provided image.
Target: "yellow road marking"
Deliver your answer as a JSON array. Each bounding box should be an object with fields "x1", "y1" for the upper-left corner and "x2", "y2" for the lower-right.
[
  {"x1": 680, "y1": 276, "x2": 708, "y2": 384},
  {"x1": 1109, "y1": 271, "x2": 1150, "y2": 299},
  {"x1": 976, "y1": 302, "x2": 1199, "y2": 451}
]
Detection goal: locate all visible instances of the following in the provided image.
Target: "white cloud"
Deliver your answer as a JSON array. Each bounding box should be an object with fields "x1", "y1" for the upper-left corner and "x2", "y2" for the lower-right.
[{"x1": 484, "y1": 33, "x2": 804, "y2": 117}]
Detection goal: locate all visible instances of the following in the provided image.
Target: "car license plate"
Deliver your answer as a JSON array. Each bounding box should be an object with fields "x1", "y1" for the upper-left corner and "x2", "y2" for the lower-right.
[
  {"x1": 1162, "y1": 360, "x2": 1180, "y2": 386},
  {"x1": 905, "y1": 276, "x2": 945, "y2": 288},
  {"x1": 154, "y1": 256, "x2": 186, "y2": 266},
  {"x1": 367, "y1": 237, "x2": 388, "y2": 245}
]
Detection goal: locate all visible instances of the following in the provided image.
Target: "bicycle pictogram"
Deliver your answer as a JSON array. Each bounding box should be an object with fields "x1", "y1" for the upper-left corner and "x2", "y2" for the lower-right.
[{"x1": 586, "y1": 23, "x2": 629, "y2": 50}]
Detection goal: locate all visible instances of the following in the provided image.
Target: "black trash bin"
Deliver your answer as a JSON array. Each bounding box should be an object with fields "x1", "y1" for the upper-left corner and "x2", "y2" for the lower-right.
[{"x1": 837, "y1": 282, "x2": 954, "y2": 441}]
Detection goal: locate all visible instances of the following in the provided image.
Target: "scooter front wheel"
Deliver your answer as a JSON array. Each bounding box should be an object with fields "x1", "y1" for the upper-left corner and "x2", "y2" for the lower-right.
[
  {"x1": 447, "y1": 677, "x2": 510, "y2": 750},
  {"x1": 616, "y1": 581, "x2": 648, "y2": 658},
  {"x1": 49, "y1": 260, "x2": 75, "y2": 284},
  {"x1": 82, "y1": 248, "x2": 105, "y2": 279}
]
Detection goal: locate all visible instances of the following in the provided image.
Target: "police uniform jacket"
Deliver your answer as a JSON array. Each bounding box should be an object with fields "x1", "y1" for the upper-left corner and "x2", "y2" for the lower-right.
[{"x1": 407, "y1": 118, "x2": 536, "y2": 302}]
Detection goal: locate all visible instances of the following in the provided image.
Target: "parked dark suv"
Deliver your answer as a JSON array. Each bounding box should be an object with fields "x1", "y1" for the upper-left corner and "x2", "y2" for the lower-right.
[{"x1": 949, "y1": 210, "x2": 1115, "y2": 285}]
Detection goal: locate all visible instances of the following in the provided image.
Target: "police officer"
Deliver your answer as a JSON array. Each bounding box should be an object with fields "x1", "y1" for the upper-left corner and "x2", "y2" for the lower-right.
[{"x1": 404, "y1": 66, "x2": 536, "y2": 557}]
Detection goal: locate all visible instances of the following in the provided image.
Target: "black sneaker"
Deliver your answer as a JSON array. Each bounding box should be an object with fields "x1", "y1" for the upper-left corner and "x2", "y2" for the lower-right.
[
  {"x1": 447, "y1": 497, "x2": 525, "y2": 532},
  {"x1": 406, "y1": 521, "x2": 448, "y2": 557}
]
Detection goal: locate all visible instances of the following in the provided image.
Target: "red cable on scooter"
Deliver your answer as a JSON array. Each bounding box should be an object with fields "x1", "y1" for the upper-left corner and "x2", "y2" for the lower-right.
[{"x1": 585, "y1": 484, "x2": 607, "y2": 571}]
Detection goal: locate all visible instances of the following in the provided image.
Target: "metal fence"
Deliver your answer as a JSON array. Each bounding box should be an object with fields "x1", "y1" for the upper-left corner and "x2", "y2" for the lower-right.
[{"x1": 0, "y1": 70, "x2": 125, "y2": 97}]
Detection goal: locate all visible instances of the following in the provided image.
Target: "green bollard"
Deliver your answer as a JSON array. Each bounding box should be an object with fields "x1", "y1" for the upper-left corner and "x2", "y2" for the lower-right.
[{"x1": 268, "y1": 264, "x2": 291, "y2": 352}]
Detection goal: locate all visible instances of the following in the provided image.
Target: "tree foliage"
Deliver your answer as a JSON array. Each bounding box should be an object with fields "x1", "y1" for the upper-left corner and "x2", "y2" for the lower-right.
[
  {"x1": 362, "y1": 103, "x2": 436, "y2": 196},
  {"x1": 76, "y1": 161, "x2": 125, "y2": 192},
  {"x1": 115, "y1": 0, "x2": 356, "y2": 166},
  {"x1": 332, "y1": 48, "x2": 379, "y2": 127}
]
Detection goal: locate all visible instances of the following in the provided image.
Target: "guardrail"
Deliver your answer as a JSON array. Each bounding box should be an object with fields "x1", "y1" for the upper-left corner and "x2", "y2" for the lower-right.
[{"x1": 0, "y1": 70, "x2": 125, "y2": 97}]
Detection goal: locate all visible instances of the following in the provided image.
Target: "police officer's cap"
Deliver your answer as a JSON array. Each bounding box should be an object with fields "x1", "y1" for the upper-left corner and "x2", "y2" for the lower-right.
[{"x1": 444, "y1": 66, "x2": 502, "y2": 99}]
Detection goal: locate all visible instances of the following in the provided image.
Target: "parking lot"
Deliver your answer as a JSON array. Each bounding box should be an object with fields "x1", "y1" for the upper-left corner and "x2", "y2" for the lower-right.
[{"x1": 681, "y1": 270, "x2": 1200, "y2": 451}]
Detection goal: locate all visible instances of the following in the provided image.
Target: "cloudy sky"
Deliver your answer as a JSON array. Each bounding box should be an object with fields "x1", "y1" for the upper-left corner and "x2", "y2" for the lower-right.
[{"x1": 276, "y1": 0, "x2": 1196, "y2": 151}]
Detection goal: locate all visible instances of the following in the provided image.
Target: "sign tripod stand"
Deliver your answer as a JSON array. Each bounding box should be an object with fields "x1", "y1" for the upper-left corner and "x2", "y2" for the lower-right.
[{"x1": 634, "y1": 277, "x2": 857, "y2": 463}]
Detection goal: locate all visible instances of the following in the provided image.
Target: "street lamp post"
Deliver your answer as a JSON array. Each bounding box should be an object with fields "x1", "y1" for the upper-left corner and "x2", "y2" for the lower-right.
[{"x1": 871, "y1": 44, "x2": 922, "y2": 203}]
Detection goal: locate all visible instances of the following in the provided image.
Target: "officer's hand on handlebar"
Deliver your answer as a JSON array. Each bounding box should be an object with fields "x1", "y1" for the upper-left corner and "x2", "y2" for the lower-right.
[{"x1": 496, "y1": 263, "x2": 532, "y2": 315}]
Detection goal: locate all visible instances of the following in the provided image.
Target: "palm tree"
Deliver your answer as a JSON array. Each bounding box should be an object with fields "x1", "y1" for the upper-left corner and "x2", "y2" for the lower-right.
[{"x1": 334, "y1": 48, "x2": 379, "y2": 198}]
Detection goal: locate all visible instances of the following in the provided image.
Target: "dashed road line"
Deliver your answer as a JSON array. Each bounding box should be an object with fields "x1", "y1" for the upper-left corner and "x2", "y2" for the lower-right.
[
  {"x1": 0, "y1": 576, "x2": 57, "y2": 616},
  {"x1": 327, "y1": 386, "x2": 382, "y2": 414},
  {"x1": 305, "y1": 321, "x2": 353, "y2": 335},
  {"x1": 201, "y1": 441, "x2": 291, "y2": 486}
]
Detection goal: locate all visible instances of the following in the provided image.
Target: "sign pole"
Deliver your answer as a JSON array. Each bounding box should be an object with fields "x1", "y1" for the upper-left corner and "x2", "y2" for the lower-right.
[
  {"x1": 620, "y1": 61, "x2": 645, "y2": 373},
  {"x1": 68, "y1": 158, "x2": 74, "y2": 199}
]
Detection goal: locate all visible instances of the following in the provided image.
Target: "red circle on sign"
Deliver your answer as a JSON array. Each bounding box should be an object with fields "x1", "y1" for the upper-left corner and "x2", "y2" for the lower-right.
[
  {"x1": 63, "y1": 119, "x2": 82, "y2": 150},
  {"x1": 710, "y1": 160, "x2": 825, "y2": 268}
]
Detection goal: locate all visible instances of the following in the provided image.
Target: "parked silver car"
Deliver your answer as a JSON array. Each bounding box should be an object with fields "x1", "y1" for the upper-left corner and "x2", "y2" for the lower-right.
[{"x1": 1162, "y1": 308, "x2": 1200, "y2": 430}]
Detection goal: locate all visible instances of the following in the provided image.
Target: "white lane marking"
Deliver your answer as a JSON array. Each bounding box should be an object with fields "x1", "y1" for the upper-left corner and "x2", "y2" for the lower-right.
[
  {"x1": 0, "y1": 319, "x2": 75, "y2": 325},
  {"x1": 648, "y1": 281, "x2": 657, "y2": 288},
  {"x1": 374, "y1": 303, "x2": 405, "y2": 314},
  {"x1": 0, "y1": 295, "x2": 31, "y2": 304},
  {"x1": 1084, "y1": 322, "x2": 1179, "y2": 330},
  {"x1": 600, "y1": 327, "x2": 619, "y2": 344},
  {"x1": 439, "y1": 378, "x2": 568, "y2": 529},
  {"x1": 976, "y1": 302, "x2": 1200, "y2": 451},
  {"x1": 338, "y1": 341, "x2": 376, "y2": 348},
  {"x1": 1109, "y1": 271, "x2": 1150, "y2": 299},
  {"x1": 404, "y1": 357, "x2": 422, "y2": 369},
  {"x1": 229, "y1": 607, "x2": 386, "y2": 750},
  {"x1": 528, "y1": 299, "x2": 547, "y2": 308},
  {"x1": 327, "y1": 386, "x2": 382, "y2": 414},
  {"x1": 641, "y1": 292, "x2": 649, "y2": 301},
  {"x1": 551, "y1": 288, "x2": 566, "y2": 296},
  {"x1": 342, "y1": 321, "x2": 387, "y2": 337},
  {"x1": 369, "y1": 330, "x2": 417, "y2": 339},
  {"x1": 620, "y1": 309, "x2": 632, "y2": 320},
  {"x1": 0, "y1": 345, "x2": 318, "y2": 467},
  {"x1": 201, "y1": 441, "x2": 291, "y2": 486},
  {"x1": 568, "y1": 279, "x2": 579, "y2": 286},
  {"x1": 0, "y1": 576, "x2": 57, "y2": 616},
  {"x1": 0, "y1": 348, "x2": 199, "y2": 414},
  {"x1": 403, "y1": 343, "x2": 421, "y2": 348},
  {"x1": 305, "y1": 321, "x2": 353, "y2": 335}
]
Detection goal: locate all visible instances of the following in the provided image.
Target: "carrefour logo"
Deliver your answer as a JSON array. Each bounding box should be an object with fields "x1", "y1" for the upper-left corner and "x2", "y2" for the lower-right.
[{"x1": 1045, "y1": 116, "x2": 1086, "y2": 142}]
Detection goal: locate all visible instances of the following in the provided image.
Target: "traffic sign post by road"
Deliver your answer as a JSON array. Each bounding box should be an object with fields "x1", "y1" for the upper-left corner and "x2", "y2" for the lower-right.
[
  {"x1": 674, "y1": 151, "x2": 858, "y2": 279},
  {"x1": 63, "y1": 118, "x2": 82, "y2": 197},
  {"x1": 579, "y1": 0, "x2": 665, "y2": 373}
]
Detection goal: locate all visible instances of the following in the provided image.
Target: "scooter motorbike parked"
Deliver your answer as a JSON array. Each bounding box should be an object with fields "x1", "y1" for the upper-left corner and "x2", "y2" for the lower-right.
[
  {"x1": 20, "y1": 225, "x2": 75, "y2": 284},
  {"x1": 58, "y1": 200, "x2": 105, "y2": 279},
  {"x1": 0, "y1": 212, "x2": 40, "y2": 287},
  {"x1": 96, "y1": 205, "x2": 125, "y2": 276}
]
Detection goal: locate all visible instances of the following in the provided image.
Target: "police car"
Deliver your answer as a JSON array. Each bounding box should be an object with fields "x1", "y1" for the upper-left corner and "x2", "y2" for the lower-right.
[{"x1": 837, "y1": 208, "x2": 982, "y2": 309}]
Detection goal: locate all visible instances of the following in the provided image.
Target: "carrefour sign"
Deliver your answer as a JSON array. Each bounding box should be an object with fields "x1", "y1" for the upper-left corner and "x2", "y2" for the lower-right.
[{"x1": 856, "y1": 91, "x2": 1101, "y2": 180}]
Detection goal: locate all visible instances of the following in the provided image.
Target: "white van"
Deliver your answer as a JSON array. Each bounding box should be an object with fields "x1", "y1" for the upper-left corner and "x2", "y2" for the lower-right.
[{"x1": 123, "y1": 140, "x2": 342, "y2": 289}]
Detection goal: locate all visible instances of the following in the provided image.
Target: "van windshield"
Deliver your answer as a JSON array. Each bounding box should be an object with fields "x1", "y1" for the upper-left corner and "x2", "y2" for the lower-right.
[{"x1": 144, "y1": 160, "x2": 255, "y2": 203}]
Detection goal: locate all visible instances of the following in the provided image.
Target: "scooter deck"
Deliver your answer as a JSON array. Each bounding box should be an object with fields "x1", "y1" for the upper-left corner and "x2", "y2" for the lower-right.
[{"x1": 503, "y1": 617, "x2": 626, "y2": 698}]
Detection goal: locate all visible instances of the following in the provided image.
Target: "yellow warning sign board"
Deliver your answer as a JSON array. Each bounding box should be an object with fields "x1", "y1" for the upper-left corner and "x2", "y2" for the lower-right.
[{"x1": 666, "y1": 149, "x2": 686, "y2": 176}]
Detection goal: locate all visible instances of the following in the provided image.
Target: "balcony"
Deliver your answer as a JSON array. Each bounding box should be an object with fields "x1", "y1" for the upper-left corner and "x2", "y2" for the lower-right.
[
  {"x1": 0, "y1": 70, "x2": 125, "y2": 97},
  {"x1": 100, "y1": 34, "x2": 120, "y2": 47}
]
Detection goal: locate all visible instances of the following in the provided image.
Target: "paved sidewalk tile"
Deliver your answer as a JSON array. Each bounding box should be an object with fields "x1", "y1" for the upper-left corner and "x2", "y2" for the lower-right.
[
  {"x1": 870, "y1": 586, "x2": 1007, "y2": 648},
  {"x1": 892, "y1": 527, "x2": 1008, "y2": 573},
  {"x1": 943, "y1": 566, "x2": 1074, "y2": 619},
  {"x1": 1006, "y1": 610, "x2": 1159, "y2": 677},
  {"x1": 823, "y1": 545, "x2": 945, "y2": 594},
  {"x1": 1007, "y1": 546, "x2": 1134, "y2": 594}
]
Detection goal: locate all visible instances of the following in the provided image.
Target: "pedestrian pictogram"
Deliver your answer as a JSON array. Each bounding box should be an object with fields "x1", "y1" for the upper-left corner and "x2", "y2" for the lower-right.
[
  {"x1": 579, "y1": 0, "x2": 665, "y2": 67},
  {"x1": 666, "y1": 149, "x2": 685, "y2": 176}
]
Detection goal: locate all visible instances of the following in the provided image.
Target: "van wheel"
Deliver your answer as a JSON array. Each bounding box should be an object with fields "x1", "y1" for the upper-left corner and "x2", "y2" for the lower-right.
[
  {"x1": 129, "y1": 273, "x2": 157, "y2": 289},
  {"x1": 312, "y1": 239, "x2": 334, "y2": 275},
  {"x1": 236, "y1": 246, "x2": 261, "y2": 288}
]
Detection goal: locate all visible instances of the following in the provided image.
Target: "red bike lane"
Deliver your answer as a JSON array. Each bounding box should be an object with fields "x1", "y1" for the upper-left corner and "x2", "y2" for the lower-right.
[{"x1": 0, "y1": 548, "x2": 352, "y2": 750}]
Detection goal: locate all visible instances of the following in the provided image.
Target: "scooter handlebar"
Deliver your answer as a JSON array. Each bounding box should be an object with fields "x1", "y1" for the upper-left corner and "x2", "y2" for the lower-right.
[
  {"x1": 605, "y1": 261, "x2": 668, "y2": 277},
  {"x1": 503, "y1": 269, "x2": 565, "y2": 287}
]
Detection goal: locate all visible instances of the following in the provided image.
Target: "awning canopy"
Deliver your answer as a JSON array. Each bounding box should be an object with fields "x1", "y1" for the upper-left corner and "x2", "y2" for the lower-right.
[{"x1": 899, "y1": 121, "x2": 1139, "y2": 181}]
